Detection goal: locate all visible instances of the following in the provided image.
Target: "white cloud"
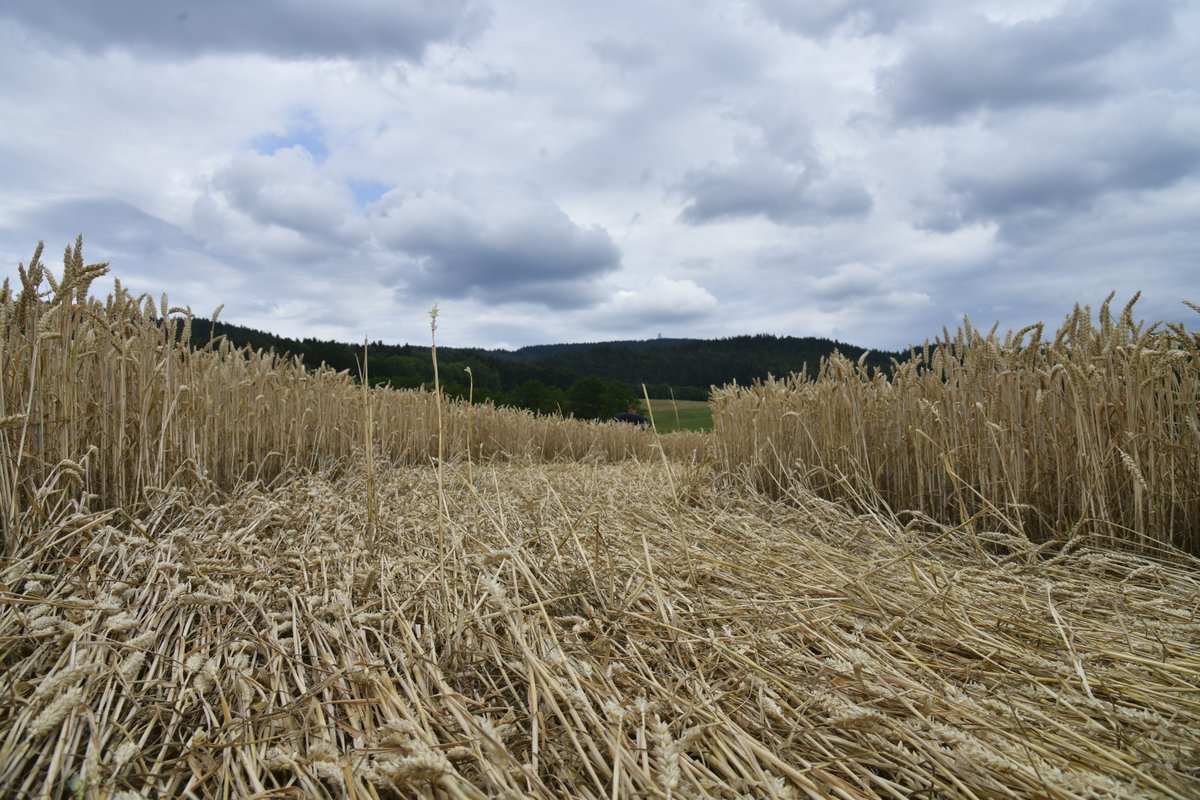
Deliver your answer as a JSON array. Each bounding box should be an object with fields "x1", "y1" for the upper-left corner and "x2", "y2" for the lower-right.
[
  {"x1": 809, "y1": 263, "x2": 931, "y2": 310},
  {"x1": 0, "y1": 0, "x2": 1197, "y2": 350},
  {"x1": 598, "y1": 276, "x2": 719, "y2": 328},
  {"x1": 211, "y1": 147, "x2": 363, "y2": 244}
]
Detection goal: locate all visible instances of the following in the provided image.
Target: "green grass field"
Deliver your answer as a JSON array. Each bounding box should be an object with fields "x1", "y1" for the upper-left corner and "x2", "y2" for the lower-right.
[{"x1": 644, "y1": 398, "x2": 713, "y2": 432}]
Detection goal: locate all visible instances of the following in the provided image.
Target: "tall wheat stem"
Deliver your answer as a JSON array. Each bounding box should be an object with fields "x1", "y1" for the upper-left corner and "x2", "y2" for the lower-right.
[
  {"x1": 429, "y1": 307, "x2": 450, "y2": 583},
  {"x1": 362, "y1": 338, "x2": 377, "y2": 545}
]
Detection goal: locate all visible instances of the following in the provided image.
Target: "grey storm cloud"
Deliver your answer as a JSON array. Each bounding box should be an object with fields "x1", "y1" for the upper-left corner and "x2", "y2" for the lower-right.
[
  {"x1": 0, "y1": 0, "x2": 490, "y2": 61},
  {"x1": 878, "y1": 0, "x2": 1178, "y2": 124},
  {"x1": 752, "y1": 0, "x2": 927, "y2": 37},
  {"x1": 677, "y1": 157, "x2": 872, "y2": 226},
  {"x1": 4, "y1": 197, "x2": 193, "y2": 255},
  {"x1": 676, "y1": 107, "x2": 873, "y2": 227},
  {"x1": 589, "y1": 38, "x2": 658, "y2": 71},
  {"x1": 373, "y1": 184, "x2": 621, "y2": 308},
  {"x1": 923, "y1": 120, "x2": 1200, "y2": 239}
]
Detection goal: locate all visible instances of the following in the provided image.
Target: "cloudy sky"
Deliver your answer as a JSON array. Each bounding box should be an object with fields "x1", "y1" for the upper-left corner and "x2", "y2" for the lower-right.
[{"x1": 1, "y1": 0, "x2": 1197, "y2": 350}]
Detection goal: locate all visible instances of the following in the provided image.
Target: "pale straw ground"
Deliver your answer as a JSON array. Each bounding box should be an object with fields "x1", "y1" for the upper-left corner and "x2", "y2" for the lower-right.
[{"x1": 2, "y1": 457, "x2": 1198, "y2": 799}]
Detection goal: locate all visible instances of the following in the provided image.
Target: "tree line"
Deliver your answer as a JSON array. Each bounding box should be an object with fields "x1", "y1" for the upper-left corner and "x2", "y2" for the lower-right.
[{"x1": 188, "y1": 318, "x2": 904, "y2": 420}]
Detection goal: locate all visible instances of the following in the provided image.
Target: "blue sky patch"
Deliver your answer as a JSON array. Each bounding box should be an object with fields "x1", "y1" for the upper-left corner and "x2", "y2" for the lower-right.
[
  {"x1": 347, "y1": 179, "x2": 389, "y2": 210},
  {"x1": 250, "y1": 109, "x2": 328, "y2": 161}
]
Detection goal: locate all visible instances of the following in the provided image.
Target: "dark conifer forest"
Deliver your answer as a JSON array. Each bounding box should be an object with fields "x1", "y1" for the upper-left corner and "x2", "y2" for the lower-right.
[{"x1": 189, "y1": 318, "x2": 905, "y2": 420}]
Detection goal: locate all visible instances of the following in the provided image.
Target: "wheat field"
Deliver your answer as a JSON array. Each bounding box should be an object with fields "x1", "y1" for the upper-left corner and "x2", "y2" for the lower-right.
[
  {"x1": 712, "y1": 295, "x2": 1200, "y2": 556},
  {"x1": 2, "y1": 242, "x2": 1199, "y2": 798}
]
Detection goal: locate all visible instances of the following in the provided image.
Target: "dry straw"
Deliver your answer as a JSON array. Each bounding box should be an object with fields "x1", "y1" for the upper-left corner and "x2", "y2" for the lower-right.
[
  {"x1": 712, "y1": 293, "x2": 1200, "y2": 556},
  {"x1": 1, "y1": 461, "x2": 1197, "y2": 797}
]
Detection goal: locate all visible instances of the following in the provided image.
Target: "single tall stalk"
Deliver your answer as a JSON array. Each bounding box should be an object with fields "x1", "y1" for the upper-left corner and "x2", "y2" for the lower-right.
[
  {"x1": 429, "y1": 306, "x2": 449, "y2": 561},
  {"x1": 361, "y1": 338, "x2": 377, "y2": 544},
  {"x1": 464, "y1": 365, "x2": 474, "y2": 476}
]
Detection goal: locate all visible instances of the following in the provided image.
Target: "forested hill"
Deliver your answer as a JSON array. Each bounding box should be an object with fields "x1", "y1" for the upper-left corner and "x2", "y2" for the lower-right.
[
  {"x1": 187, "y1": 318, "x2": 904, "y2": 416},
  {"x1": 491, "y1": 337, "x2": 696, "y2": 362},
  {"x1": 498, "y1": 335, "x2": 904, "y2": 395}
]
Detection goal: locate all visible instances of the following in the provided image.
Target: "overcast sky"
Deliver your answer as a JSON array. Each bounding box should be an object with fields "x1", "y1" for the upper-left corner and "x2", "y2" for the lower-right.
[{"x1": 1, "y1": 0, "x2": 1197, "y2": 350}]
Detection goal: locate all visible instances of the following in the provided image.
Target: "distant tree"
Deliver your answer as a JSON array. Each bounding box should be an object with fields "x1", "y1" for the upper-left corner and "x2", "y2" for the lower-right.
[
  {"x1": 566, "y1": 376, "x2": 609, "y2": 420},
  {"x1": 510, "y1": 379, "x2": 562, "y2": 415}
]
